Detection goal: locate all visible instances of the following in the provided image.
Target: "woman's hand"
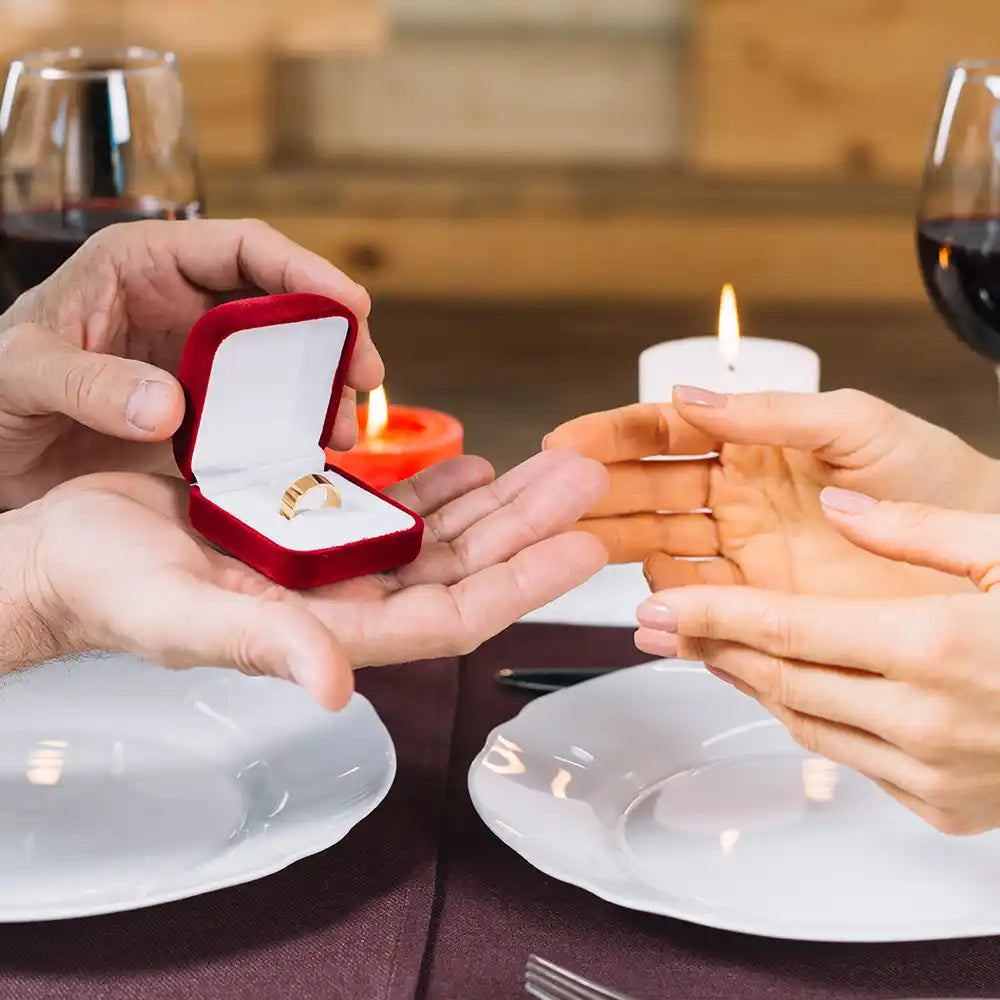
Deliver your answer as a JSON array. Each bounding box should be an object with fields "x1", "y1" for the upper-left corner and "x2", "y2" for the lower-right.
[
  {"x1": 635, "y1": 487, "x2": 1000, "y2": 835},
  {"x1": 545, "y1": 387, "x2": 1000, "y2": 598},
  {"x1": 9, "y1": 450, "x2": 607, "y2": 709},
  {"x1": 0, "y1": 219, "x2": 381, "y2": 507}
]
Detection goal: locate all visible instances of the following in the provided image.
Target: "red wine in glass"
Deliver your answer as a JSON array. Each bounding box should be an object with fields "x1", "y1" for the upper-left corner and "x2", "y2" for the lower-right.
[
  {"x1": 917, "y1": 217, "x2": 1000, "y2": 361},
  {"x1": 918, "y1": 61, "x2": 1000, "y2": 363},
  {"x1": 0, "y1": 48, "x2": 202, "y2": 309},
  {"x1": 0, "y1": 200, "x2": 201, "y2": 307}
]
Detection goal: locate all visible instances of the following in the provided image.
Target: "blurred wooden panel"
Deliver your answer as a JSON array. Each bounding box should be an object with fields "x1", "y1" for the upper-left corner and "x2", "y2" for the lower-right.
[
  {"x1": 181, "y1": 55, "x2": 270, "y2": 168},
  {"x1": 120, "y1": 0, "x2": 386, "y2": 55},
  {"x1": 242, "y1": 212, "x2": 919, "y2": 304},
  {"x1": 381, "y1": 0, "x2": 686, "y2": 30},
  {"x1": 693, "y1": 0, "x2": 1000, "y2": 179},
  {"x1": 278, "y1": 30, "x2": 683, "y2": 164}
]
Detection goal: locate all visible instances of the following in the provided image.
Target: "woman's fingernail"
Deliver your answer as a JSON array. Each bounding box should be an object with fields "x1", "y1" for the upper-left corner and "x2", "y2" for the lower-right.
[
  {"x1": 673, "y1": 385, "x2": 727, "y2": 408},
  {"x1": 541, "y1": 434, "x2": 552, "y2": 449},
  {"x1": 126, "y1": 380, "x2": 175, "y2": 433},
  {"x1": 635, "y1": 628, "x2": 678, "y2": 658},
  {"x1": 820, "y1": 487, "x2": 878, "y2": 515},
  {"x1": 637, "y1": 601, "x2": 678, "y2": 632},
  {"x1": 706, "y1": 666, "x2": 736, "y2": 685}
]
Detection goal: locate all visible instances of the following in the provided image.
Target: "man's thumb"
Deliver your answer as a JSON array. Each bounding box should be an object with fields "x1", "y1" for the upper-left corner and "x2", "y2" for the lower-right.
[{"x1": 0, "y1": 322, "x2": 183, "y2": 439}]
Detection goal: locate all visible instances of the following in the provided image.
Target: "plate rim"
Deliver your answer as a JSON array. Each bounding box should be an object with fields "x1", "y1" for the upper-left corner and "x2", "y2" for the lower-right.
[
  {"x1": 468, "y1": 661, "x2": 1000, "y2": 943},
  {"x1": 0, "y1": 687, "x2": 396, "y2": 923}
]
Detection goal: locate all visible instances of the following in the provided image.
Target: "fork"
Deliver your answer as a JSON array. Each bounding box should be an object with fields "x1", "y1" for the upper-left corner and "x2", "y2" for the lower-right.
[{"x1": 524, "y1": 955, "x2": 637, "y2": 1000}]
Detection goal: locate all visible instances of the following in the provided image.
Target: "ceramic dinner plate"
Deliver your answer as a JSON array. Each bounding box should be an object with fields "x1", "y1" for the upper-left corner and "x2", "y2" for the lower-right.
[
  {"x1": 0, "y1": 653, "x2": 394, "y2": 921},
  {"x1": 469, "y1": 661, "x2": 1000, "y2": 942}
]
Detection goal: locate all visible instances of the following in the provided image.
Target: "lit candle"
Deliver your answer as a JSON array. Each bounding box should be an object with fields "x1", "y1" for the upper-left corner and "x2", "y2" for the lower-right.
[
  {"x1": 639, "y1": 285, "x2": 820, "y2": 400},
  {"x1": 326, "y1": 386, "x2": 464, "y2": 490}
]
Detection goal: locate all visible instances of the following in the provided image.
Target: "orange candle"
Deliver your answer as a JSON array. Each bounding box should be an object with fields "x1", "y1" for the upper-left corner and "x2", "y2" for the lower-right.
[{"x1": 326, "y1": 386, "x2": 464, "y2": 490}]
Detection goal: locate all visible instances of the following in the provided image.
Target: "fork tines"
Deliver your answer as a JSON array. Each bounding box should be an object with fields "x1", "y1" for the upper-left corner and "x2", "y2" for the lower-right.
[{"x1": 525, "y1": 955, "x2": 636, "y2": 1000}]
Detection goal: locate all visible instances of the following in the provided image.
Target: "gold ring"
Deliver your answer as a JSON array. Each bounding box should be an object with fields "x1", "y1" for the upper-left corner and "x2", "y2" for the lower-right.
[{"x1": 279, "y1": 473, "x2": 342, "y2": 520}]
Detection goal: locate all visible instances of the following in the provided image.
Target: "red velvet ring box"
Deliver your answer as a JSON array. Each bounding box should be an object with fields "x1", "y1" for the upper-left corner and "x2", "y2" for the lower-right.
[{"x1": 172, "y1": 293, "x2": 424, "y2": 590}]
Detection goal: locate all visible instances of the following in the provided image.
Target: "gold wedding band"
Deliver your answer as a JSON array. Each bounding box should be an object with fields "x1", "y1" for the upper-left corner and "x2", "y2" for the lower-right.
[{"x1": 279, "y1": 473, "x2": 342, "y2": 520}]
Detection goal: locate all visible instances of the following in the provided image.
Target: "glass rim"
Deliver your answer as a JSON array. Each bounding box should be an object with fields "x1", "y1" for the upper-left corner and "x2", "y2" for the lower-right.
[{"x1": 10, "y1": 46, "x2": 177, "y2": 81}]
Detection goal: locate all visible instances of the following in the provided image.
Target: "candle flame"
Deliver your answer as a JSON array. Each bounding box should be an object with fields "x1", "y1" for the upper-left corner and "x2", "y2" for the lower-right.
[
  {"x1": 718, "y1": 283, "x2": 740, "y2": 370},
  {"x1": 366, "y1": 385, "x2": 389, "y2": 439}
]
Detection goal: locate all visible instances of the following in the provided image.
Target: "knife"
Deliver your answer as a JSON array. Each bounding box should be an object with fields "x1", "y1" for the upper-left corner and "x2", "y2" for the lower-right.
[{"x1": 495, "y1": 667, "x2": 618, "y2": 693}]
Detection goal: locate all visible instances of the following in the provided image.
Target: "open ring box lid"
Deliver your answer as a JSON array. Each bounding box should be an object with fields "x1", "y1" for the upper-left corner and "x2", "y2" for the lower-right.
[{"x1": 173, "y1": 293, "x2": 424, "y2": 590}]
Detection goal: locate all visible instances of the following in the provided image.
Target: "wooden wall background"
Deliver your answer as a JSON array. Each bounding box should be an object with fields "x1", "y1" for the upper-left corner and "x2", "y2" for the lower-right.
[{"x1": 1, "y1": 0, "x2": 995, "y2": 304}]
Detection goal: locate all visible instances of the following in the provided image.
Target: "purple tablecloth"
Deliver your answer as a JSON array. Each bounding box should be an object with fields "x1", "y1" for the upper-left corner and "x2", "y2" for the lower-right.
[{"x1": 0, "y1": 625, "x2": 998, "y2": 1000}]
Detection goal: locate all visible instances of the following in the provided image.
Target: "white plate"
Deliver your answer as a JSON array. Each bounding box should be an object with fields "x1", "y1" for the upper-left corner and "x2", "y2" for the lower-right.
[
  {"x1": 0, "y1": 653, "x2": 395, "y2": 921},
  {"x1": 469, "y1": 661, "x2": 1000, "y2": 942}
]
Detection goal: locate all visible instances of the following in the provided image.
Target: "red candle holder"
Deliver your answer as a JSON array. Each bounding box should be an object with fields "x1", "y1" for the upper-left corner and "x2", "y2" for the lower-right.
[{"x1": 326, "y1": 403, "x2": 464, "y2": 490}]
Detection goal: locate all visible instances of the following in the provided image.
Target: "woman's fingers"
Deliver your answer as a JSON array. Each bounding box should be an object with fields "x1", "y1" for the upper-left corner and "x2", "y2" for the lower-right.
[
  {"x1": 579, "y1": 513, "x2": 717, "y2": 563},
  {"x1": 588, "y1": 460, "x2": 711, "y2": 517},
  {"x1": 545, "y1": 403, "x2": 718, "y2": 463},
  {"x1": 820, "y1": 488, "x2": 1000, "y2": 591},
  {"x1": 672, "y1": 386, "x2": 898, "y2": 459},
  {"x1": 637, "y1": 585, "x2": 968, "y2": 677},
  {"x1": 672, "y1": 637, "x2": 920, "y2": 749},
  {"x1": 753, "y1": 695, "x2": 944, "y2": 810},
  {"x1": 643, "y1": 552, "x2": 740, "y2": 590},
  {"x1": 392, "y1": 453, "x2": 609, "y2": 588}
]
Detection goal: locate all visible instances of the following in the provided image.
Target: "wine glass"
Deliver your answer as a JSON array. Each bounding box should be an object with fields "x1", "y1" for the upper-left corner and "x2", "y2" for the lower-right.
[
  {"x1": 917, "y1": 60, "x2": 1000, "y2": 364},
  {"x1": 0, "y1": 46, "x2": 202, "y2": 307}
]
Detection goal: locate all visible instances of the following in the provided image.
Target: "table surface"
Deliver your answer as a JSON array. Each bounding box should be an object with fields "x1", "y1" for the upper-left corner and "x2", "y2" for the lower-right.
[{"x1": 3, "y1": 624, "x2": 1000, "y2": 1000}]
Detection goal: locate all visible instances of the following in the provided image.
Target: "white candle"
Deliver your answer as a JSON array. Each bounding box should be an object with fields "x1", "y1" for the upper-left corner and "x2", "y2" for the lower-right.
[{"x1": 639, "y1": 285, "x2": 820, "y2": 401}]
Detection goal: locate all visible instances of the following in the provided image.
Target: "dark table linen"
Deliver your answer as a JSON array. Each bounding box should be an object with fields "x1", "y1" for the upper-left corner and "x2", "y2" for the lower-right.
[{"x1": 0, "y1": 658, "x2": 459, "y2": 1000}]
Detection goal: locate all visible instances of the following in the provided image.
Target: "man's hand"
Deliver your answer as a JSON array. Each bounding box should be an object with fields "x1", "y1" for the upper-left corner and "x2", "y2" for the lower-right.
[
  {"x1": 0, "y1": 219, "x2": 381, "y2": 507},
  {"x1": 8, "y1": 450, "x2": 608, "y2": 708}
]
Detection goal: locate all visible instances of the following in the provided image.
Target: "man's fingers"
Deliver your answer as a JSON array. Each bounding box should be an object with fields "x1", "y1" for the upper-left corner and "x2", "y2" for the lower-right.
[
  {"x1": 384, "y1": 455, "x2": 496, "y2": 517},
  {"x1": 821, "y1": 488, "x2": 1000, "y2": 591},
  {"x1": 348, "y1": 531, "x2": 607, "y2": 666},
  {"x1": 328, "y1": 387, "x2": 359, "y2": 451},
  {"x1": 147, "y1": 574, "x2": 355, "y2": 710},
  {"x1": 422, "y1": 449, "x2": 579, "y2": 544},
  {"x1": 131, "y1": 218, "x2": 383, "y2": 391},
  {"x1": 545, "y1": 403, "x2": 717, "y2": 463},
  {"x1": 588, "y1": 460, "x2": 711, "y2": 517},
  {"x1": 0, "y1": 323, "x2": 183, "y2": 439},
  {"x1": 579, "y1": 513, "x2": 717, "y2": 564},
  {"x1": 394, "y1": 454, "x2": 609, "y2": 588}
]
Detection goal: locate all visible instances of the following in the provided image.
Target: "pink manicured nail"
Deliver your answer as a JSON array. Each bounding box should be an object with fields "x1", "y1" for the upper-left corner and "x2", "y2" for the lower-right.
[
  {"x1": 637, "y1": 601, "x2": 678, "y2": 632},
  {"x1": 673, "y1": 385, "x2": 727, "y2": 408},
  {"x1": 820, "y1": 487, "x2": 878, "y2": 515},
  {"x1": 541, "y1": 434, "x2": 552, "y2": 449},
  {"x1": 635, "y1": 628, "x2": 678, "y2": 658}
]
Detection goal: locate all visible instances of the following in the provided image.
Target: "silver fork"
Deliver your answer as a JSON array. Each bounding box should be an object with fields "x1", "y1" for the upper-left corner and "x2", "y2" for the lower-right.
[{"x1": 524, "y1": 955, "x2": 637, "y2": 1000}]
